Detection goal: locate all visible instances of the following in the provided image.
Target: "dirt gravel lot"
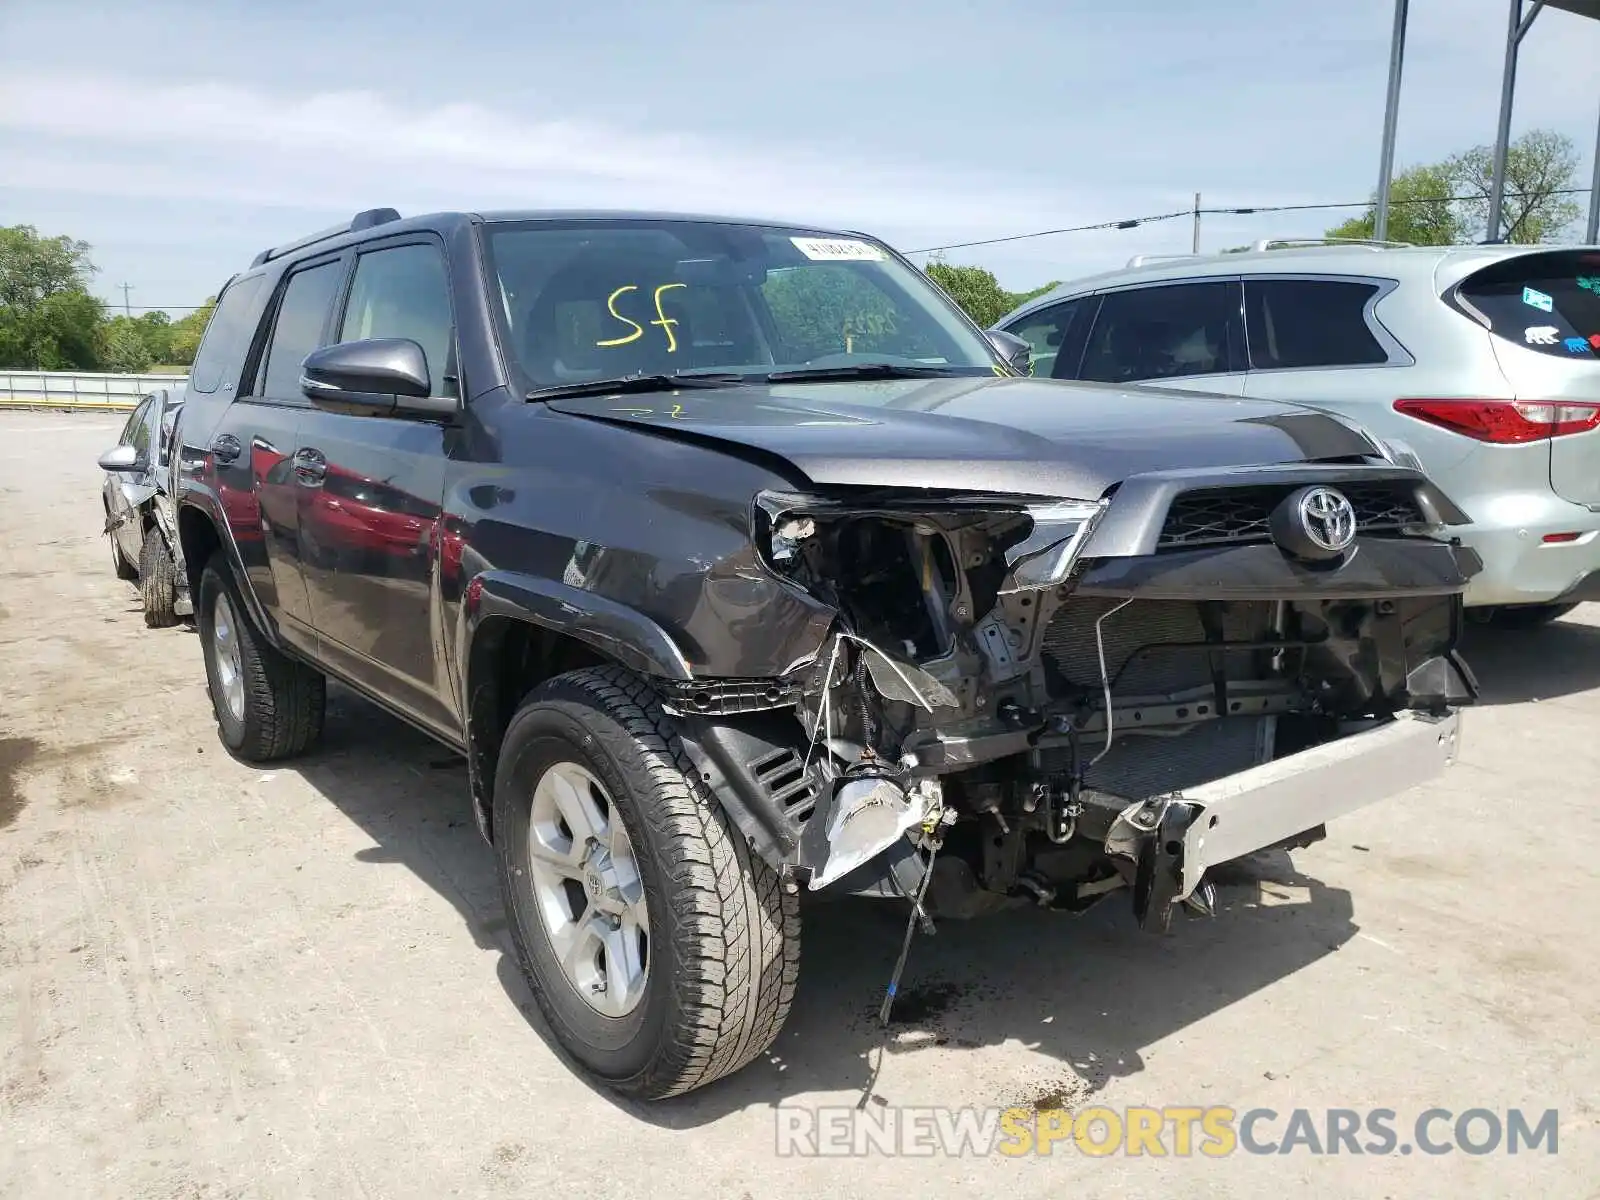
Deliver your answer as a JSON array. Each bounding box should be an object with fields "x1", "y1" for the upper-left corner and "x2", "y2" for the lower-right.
[{"x1": 2, "y1": 409, "x2": 1597, "y2": 1199}]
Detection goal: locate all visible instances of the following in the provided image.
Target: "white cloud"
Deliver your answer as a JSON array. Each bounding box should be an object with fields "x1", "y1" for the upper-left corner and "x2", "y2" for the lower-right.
[{"x1": 0, "y1": 71, "x2": 1109, "y2": 247}]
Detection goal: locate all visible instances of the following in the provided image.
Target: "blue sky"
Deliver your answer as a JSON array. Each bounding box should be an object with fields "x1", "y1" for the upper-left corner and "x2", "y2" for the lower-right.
[{"x1": 1, "y1": 0, "x2": 1596, "y2": 316}]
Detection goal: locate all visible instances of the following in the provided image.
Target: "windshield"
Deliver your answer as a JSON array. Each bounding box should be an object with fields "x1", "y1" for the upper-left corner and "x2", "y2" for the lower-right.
[{"x1": 482, "y1": 218, "x2": 1003, "y2": 391}]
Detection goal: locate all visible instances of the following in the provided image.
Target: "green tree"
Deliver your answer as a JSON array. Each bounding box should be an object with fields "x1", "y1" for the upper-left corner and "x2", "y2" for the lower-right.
[
  {"x1": 100, "y1": 316, "x2": 156, "y2": 372},
  {"x1": 924, "y1": 262, "x2": 1062, "y2": 328},
  {"x1": 925, "y1": 262, "x2": 1015, "y2": 328},
  {"x1": 1326, "y1": 162, "x2": 1465, "y2": 246},
  {"x1": 1325, "y1": 128, "x2": 1581, "y2": 247},
  {"x1": 167, "y1": 298, "x2": 216, "y2": 365},
  {"x1": 0, "y1": 225, "x2": 106, "y2": 369},
  {"x1": 130, "y1": 311, "x2": 175, "y2": 365},
  {"x1": 1449, "y1": 128, "x2": 1583, "y2": 244}
]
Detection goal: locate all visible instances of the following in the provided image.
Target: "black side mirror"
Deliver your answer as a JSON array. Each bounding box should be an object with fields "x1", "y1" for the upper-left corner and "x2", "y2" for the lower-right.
[
  {"x1": 300, "y1": 339, "x2": 456, "y2": 418},
  {"x1": 985, "y1": 329, "x2": 1033, "y2": 375}
]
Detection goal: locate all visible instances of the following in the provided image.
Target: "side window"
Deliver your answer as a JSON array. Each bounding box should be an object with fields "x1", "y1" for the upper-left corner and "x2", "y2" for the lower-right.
[
  {"x1": 126, "y1": 400, "x2": 155, "y2": 459},
  {"x1": 156, "y1": 398, "x2": 181, "y2": 468},
  {"x1": 119, "y1": 396, "x2": 154, "y2": 446},
  {"x1": 261, "y1": 261, "x2": 344, "y2": 401},
  {"x1": 188, "y1": 275, "x2": 268, "y2": 395},
  {"x1": 1005, "y1": 299, "x2": 1086, "y2": 378},
  {"x1": 1079, "y1": 282, "x2": 1240, "y2": 384},
  {"x1": 338, "y1": 243, "x2": 457, "y2": 397},
  {"x1": 1246, "y1": 279, "x2": 1389, "y2": 369}
]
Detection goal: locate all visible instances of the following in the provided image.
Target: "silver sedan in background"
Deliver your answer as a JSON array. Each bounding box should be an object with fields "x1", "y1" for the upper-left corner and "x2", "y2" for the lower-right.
[{"x1": 99, "y1": 385, "x2": 189, "y2": 627}]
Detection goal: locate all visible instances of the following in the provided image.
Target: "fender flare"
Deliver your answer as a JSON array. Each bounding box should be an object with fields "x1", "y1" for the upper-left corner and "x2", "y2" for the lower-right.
[
  {"x1": 460, "y1": 570, "x2": 693, "y2": 841},
  {"x1": 464, "y1": 570, "x2": 693, "y2": 682},
  {"x1": 175, "y1": 491, "x2": 280, "y2": 645}
]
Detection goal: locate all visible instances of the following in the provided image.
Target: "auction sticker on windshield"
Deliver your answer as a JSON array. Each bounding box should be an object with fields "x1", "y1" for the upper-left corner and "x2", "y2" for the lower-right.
[{"x1": 791, "y1": 237, "x2": 886, "y2": 262}]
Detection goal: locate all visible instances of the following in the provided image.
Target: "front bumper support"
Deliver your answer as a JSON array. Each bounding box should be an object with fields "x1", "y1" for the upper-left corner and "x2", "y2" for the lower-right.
[{"x1": 1107, "y1": 709, "x2": 1462, "y2": 927}]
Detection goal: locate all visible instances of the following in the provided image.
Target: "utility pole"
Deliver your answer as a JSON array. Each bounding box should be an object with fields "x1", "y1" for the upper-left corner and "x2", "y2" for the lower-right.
[
  {"x1": 1374, "y1": 0, "x2": 1409, "y2": 242},
  {"x1": 1192, "y1": 193, "x2": 1201, "y2": 254},
  {"x1": 119, "y1": 282, "x2": 133, "y2": 317},
  {"x1": 1587, "y1": 98, "x2": 1599, "y2": 244},
  {"x1": 1487, "y1": 0, "x2": 1545, "y2": 243}
]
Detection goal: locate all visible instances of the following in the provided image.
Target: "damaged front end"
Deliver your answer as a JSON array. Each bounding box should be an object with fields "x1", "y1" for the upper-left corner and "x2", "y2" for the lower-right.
[{"x1": 661, "y1": 469, "x2": 1478, "y2": 933}]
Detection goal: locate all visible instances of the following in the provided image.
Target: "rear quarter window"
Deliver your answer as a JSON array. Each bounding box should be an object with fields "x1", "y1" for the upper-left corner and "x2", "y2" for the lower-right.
[
  {"x1": 1245, "y1": 279, "x2": 1391, "y2": 369},
  {"x1": 188, "y1": 274, "x2": 269, "y2": 394},
  {"x1": 1454, "y1": 251, "x2": 1600, "y2": 360}
]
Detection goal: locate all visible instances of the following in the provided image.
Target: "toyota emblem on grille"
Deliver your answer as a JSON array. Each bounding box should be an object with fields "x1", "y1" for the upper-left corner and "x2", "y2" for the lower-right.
[{"x1": 1297, "y1": 487, "x2": 1357, "y2": 553}]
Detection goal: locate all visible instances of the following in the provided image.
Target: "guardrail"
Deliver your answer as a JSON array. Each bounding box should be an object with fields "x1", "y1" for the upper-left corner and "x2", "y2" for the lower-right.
[{"x1": 0, "y1": 370, "x2": 189, "y2": 412}]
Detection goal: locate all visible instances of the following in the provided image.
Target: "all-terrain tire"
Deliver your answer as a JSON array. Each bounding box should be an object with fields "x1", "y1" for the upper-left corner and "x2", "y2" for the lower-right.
[
  {"x1": 197, "y1": 552, "x2": 325, "y2": 762},
  {"x1": 493, "y1": 666, "x2": 800, "y2": 1100},
  {"x1": 139, "y1": 526, "x2": 179, "y2": 628},
  {"x1": 1474, "y1": 602, "x2": 1579, "y2": 631}
]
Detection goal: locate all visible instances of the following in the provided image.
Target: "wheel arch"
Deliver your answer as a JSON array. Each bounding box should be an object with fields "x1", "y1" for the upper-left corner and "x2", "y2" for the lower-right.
[
  {"x1": 177, "y1": 499, "x2": 276, "y2": 642},
  {"x1": 461, "y1": 571, "x2": 692, "y2": 843}
]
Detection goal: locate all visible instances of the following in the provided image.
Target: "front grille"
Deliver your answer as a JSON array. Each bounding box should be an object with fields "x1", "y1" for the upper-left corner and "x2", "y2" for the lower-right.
[{"x1": 1157, "y1": 482, "x2": 1425, "y2": 550}]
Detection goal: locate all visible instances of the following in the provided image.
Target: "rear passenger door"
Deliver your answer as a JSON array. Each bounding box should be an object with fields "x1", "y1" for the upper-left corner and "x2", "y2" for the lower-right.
[
  {"x1": 296, "y1": 236, "x2": 457, "y2": 736},
  {"x1": 223, "y1": 254, "x2": 349, "y2": 653},
  {"x1": 1073, "y1": 280, "x2": 1248, "y2": 395}
]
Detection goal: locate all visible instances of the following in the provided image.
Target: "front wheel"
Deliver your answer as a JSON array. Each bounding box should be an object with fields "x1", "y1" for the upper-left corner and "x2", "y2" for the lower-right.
[
  {"x1": 494, "y1": 667, "x2": 800, "y2": 1100},
  {"x1": 197, "y1": 553, "x2": 325, "y2": 762},
  {"x1": 139, "y1": 527, "x2": 179, "y2": 628}
]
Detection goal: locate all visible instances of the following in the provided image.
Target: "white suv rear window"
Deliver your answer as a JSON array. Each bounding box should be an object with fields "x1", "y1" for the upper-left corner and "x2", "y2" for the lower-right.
[{"x1": 1455, "y1": 251, "x2": 1600, "y2": 360}]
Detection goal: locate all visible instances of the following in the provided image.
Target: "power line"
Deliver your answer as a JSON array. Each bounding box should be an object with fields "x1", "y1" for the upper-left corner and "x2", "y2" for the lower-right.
[
  {"x1": 906, "y1": 186, "x2": 1594, "y2": 255},
  {"x1": 105, "y1": 182, "x2": 1598, "y2": 306},
  {"x1": 103, "y1": 303, "x2": 211, "y2": 312}
]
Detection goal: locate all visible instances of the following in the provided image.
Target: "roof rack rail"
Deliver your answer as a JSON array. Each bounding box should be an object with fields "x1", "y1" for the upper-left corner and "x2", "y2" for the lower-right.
[
  {"x1": 1125, "y1": 253, "x2": 1203, "y2": 268},
  {"x1": 1249, "y1": 236, "x2": 1413, "y2": 252},
  {"x1": 249, "y1": 208, "x2": 402, "y2": 268}
]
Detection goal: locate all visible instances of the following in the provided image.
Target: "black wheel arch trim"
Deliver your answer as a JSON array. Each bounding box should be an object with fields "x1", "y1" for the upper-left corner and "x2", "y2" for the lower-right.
[
  {"x1": 460, "y1": 570, "x2": 694, "y2": 843},
  {"x1": 176, "y1": 488, "x2": 283, "y2": 650}
]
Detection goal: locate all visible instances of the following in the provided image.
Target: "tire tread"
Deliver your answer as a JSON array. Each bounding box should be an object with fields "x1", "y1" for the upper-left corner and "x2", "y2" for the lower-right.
[
  {"x1": 139, "y1": 527, "x2": 179, "y2": 628},
  {"x1": 504, "y1": 666, "x2": 800, "y2": 1099},
  {"x1": 199, "y1": 554, "x2": 325, "y2": 763}
]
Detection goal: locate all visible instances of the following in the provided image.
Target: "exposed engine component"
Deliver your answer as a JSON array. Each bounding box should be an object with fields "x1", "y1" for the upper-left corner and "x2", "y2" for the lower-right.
[{"x1": 692, "y1": 480, "x2": 1474, "y2": 927}]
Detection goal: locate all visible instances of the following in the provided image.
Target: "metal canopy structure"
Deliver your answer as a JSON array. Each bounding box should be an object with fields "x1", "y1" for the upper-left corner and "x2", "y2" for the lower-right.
[{"x1": 1374, "y1": 0, "x2": 1600, "y2": 245}]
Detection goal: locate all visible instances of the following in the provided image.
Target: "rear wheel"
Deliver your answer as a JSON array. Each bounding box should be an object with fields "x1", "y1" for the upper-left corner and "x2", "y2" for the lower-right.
[
  {"x1": 1472, "y1": 602, "x2": 1579, "y2": 631},
  {"x1": 139, "y1": 526, "x2": 179, "y2": 628},
  {"x1": 197, "y1": 553, "x2": 325, "y2": 762},
  {"x1": 494, "y1": 666, "x2": 800, "y2": 1100}
]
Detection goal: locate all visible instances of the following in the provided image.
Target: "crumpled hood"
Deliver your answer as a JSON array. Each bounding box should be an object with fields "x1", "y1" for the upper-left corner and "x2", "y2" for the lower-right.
[{"x1": 546, "y1": 374, "x2": 1381, "y2": 497}]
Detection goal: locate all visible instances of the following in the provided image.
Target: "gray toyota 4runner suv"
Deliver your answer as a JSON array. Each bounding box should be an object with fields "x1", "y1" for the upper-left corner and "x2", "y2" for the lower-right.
[{"x1": 173, "y1": 208, "x2": 1478, "y2": 1099}]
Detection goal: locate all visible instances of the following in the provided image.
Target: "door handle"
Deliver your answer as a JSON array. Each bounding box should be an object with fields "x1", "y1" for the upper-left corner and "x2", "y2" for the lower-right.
[
  {"x1": 210, "y1": 434, "x2": 242, "y2": 465},
  {"x1": 294, "y1": 448, "x2": 327, "y2": 484}
]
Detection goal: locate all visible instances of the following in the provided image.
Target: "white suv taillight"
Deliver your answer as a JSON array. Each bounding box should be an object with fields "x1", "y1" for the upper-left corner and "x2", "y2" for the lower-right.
[{"x1": 1393, "y1": 398, "x2": 1600, "y2": 444}]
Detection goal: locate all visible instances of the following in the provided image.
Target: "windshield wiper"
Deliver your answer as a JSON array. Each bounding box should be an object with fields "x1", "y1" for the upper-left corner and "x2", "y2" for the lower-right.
[
  {"x1": 765, "y1": 363, "x2": 968, "y2": 383},
  {"x1": 527, "y1": 372, "x2": 748, "y2": 402}
]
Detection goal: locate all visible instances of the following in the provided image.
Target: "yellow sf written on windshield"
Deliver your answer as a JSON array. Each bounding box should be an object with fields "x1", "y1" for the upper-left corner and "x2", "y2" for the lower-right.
[{"x1": 596, "y1": 283, "x2": 689, "y2": 352}]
